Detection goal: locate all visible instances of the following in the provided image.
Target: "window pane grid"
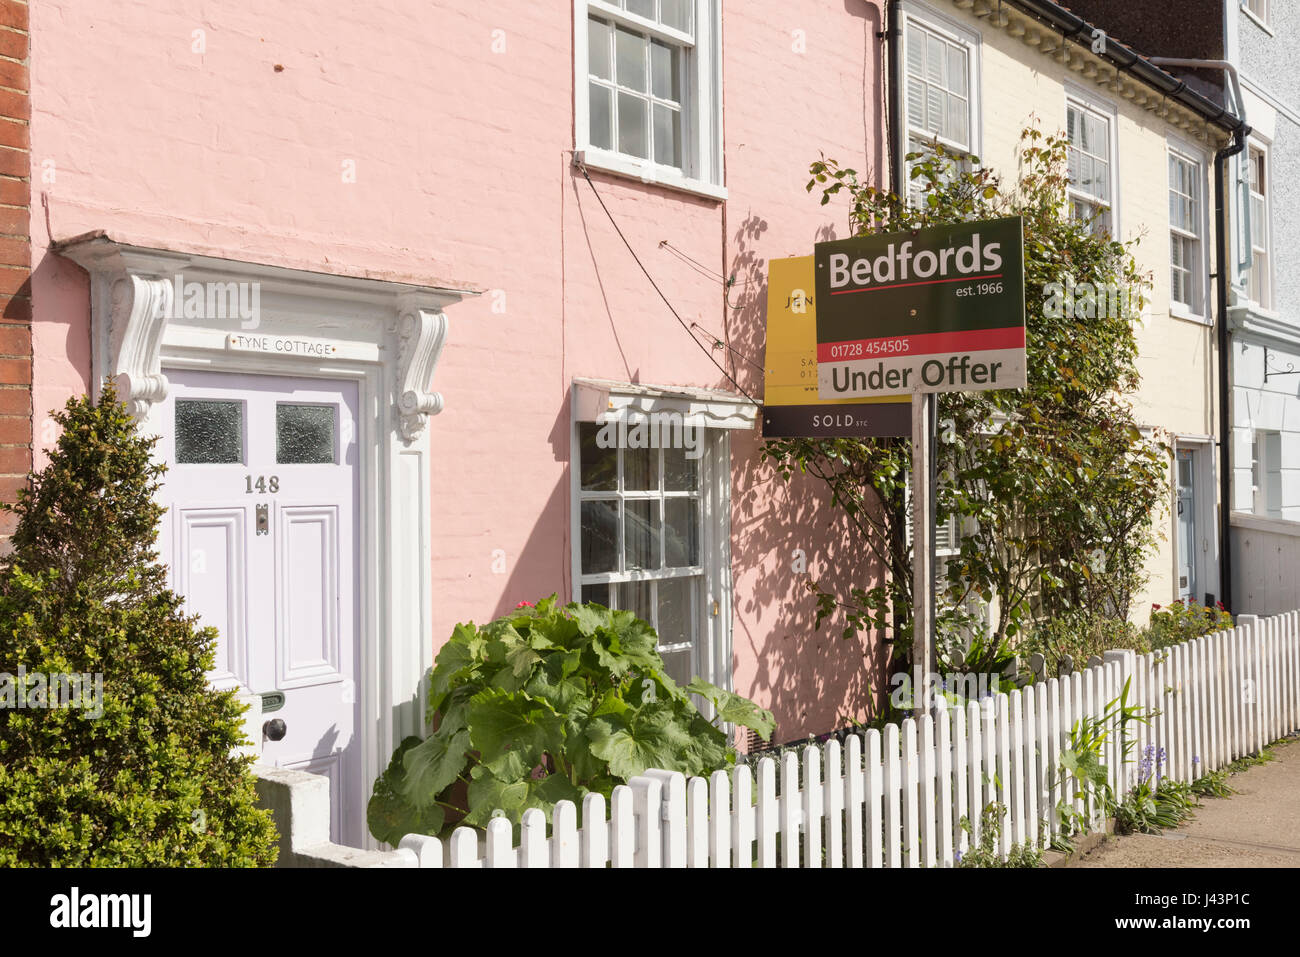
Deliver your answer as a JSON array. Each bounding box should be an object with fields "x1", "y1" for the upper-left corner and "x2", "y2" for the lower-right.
[
  {"x1": 1168, "y1": 151, "x2": 1202, "y2": 309},
  {"x1": 577, "y1": 419, "x2": 706, "y2": 682},
  {"x1": 588, "y1": 8, "x2": 691, "y2": 170}
]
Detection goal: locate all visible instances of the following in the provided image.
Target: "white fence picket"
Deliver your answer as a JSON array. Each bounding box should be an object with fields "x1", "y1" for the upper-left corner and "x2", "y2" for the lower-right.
[
  {"x1": 901, "y1": 718, "x2": 920, "y2": 868},
  {"x1": 552, "y1": 800, "x2": 578, "y2": 867},
  {"x1": 995, "y1": 694, "x2": 1012, "y2": 860},
  {"x1": 630, "y1": 775, "x2": 662, "y2": 868},
  {"x1": 780, "y1": 751, "x2": 800, "y2": 868},
  {"x1": 519, "y1": 808, "x2": 548, "y2": 867},
  {"x1": 883, "y1": 722, "x2": 902, "y2": 868},
  {"x1": 967, "y1": 699, "x2": 984, "y2": 848},
  {"x1": 610, "y1": 784, "x2": 634, "y2": 867},
  {"x1": 866, "y1": 728, "x2": 884, "y2": 869},
  {"x1": 1009, "y1": 690, "x2": 1026, "y2": 848},
  {"x1": 845, "y1": 733, "x2": 864, "y2": 869},
  {"x1": 952, "y1": 703, "x2": 969, "y2": 856},
  {"x1": 580, "y1": 792, "x2": 607, "y2": 867},
  {"x1": 920, "y1": 715, "x2": 937, "y2": 869},
  {"x1": 448, "y1": 827, "x2": 480, "y2": 868},
  {"x1": 938, "y1": 707, "x2": 954, "y2": 866},
  {"x1": 756, "y1": 756, "x2": 777, "y2": 868},
  {"x1": 485, "y1": 817, "x2": 512, "y2": 868},
  {"x1": 731, "y1": 763, "x2": 753, "y2": 868},
  {"x1": 824, "y1": 738, "x2": 843, "y2": 869},
  {"x1": 686, "y1": 776, "x2": 708, "y2": 868},
  {"x1": 802, "y1": 744, "x2": 823, "y2": 868},
  {"x1": 709, "y1": 769, "x2": 731, "y2": 867}
]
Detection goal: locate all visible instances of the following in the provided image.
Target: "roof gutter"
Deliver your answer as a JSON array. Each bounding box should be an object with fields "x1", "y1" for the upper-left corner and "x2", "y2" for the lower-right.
[{"x1": 1002, "y1": 0, "x2": 1247, "y2": 135}]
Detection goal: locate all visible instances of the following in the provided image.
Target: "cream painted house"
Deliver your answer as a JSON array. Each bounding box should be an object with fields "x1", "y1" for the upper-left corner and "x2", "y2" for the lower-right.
[{"x1": 897, "y1": 0, "x2": 1244, "y2": 616}]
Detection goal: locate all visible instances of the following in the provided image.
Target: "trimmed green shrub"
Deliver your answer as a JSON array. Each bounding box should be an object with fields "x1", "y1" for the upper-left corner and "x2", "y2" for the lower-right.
[
  {"x1": 0, "y1": 384, "x2": 278, "y2": 866},
  {"x1": 368, "y1": 596, "x2": 774, "y2": 844}
]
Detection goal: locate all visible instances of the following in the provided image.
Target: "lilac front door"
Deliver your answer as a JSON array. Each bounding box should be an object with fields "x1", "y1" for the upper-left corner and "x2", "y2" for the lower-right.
[{"x1": 159, "y1": 369, "x2": 363, "y2": 847}]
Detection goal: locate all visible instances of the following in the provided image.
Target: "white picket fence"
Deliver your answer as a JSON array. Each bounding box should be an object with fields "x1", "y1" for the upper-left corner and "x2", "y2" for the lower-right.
[{"x1": 392, "y1": 610, "x2": 1300, "y2": 868}]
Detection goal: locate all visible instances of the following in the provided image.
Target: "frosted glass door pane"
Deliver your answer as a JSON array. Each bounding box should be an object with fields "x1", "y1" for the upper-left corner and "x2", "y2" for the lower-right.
[
  {"x1": 276, "y1": 404, "x2": 336, "y2": 464},
  {"x1": 175, "y1": 400, "x2": 243, "y2": 464}
]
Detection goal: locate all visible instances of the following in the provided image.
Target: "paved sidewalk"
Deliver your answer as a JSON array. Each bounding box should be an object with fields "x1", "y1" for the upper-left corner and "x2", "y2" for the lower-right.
[{"x1": 1077, "y1": 737, "x2": 1300, "y2": 868}]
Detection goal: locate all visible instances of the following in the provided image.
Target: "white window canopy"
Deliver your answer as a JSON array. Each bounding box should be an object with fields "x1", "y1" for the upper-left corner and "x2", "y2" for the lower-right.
[{"x1": 571, "y1": 377, "x2": 757, "y2": 430}]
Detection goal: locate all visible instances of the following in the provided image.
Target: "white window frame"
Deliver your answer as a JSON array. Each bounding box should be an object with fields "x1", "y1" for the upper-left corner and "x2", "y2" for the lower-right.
[
  {"x1": 569, "y1": 380, "x2": 754, "y2": 705},
  {"x1": 1167, "y1": 140, "x2": 1212, "y2": 323},
  {"x1": 574, "y1": 0, "x2": 725, "y2": 200},
  {"x1": 1064, "y1": 86, "x2": 1120, "y2": 238},
  {"x1": 1246, "y1": 140, "x2": 1273, "y2": 309},
  {"x1": 1252, "y1": 429, "x2": 1283, "y2": 518},
  {"x1": 899, "y1": 0, "x2": 982, "y2": 200}
]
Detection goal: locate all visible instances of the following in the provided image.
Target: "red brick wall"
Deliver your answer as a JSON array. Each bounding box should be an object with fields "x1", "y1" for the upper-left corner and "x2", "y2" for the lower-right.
[{"x1": 0, "y1": 0, "x2": 28, "y2": 550}]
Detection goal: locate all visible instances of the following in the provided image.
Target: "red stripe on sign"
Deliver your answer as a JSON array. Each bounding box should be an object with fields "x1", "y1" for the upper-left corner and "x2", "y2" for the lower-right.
[
  {"x1": 817, "y1": 325, "x2": 1025, "y2": 362},
  {"x1": 829, "y1": 272, "x2": 1003, "y2": 294}
]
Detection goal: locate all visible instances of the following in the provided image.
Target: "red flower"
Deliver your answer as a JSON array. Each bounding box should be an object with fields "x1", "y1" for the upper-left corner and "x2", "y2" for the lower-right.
[
  {"x1": 1152, "y1": 603, "x2": 1161, "y2": 611},
  {"x1": 1216, "y1": 601, "x2": 1225, "y2": 610},
  {"x1": 515, "y1": 600, "x2": 535, "y2": 609}
]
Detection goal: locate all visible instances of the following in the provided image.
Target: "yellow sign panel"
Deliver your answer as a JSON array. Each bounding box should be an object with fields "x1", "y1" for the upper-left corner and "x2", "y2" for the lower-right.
[{"x1": 763, "y1": 256, "x2": 910, "y2": 437}]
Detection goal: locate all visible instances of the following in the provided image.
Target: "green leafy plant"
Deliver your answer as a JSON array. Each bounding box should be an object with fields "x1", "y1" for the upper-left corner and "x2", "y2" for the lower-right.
[
  {"x1": 1224, "y1": 743, "x2": 1277, "y2": 774},
  {"x1": 1190, "y1": 767, "x2": 1234, "y2": 798},
  {"x1": 956, "y1": 803, "x2": 1044, "y2": 868},
  {"x1": 0, "y1": 384, "x2": 278, "y2": 866},
  {"x1": 1144, "y1": 599, "x2": 1234, "y2": 649},
  {"x1": 1114, "y1": 746, "x2": 1198, "y2": 834},
  {"x1": 1049, "y1": 679, "x2": 1147, "y2": 839},
  {"x1": 368, "y1": 597, "x2": 774, "y2": 844},
  {"x1": 1020, "y1": 610, "x2": 1146, "y2": 678},
  {"x1": 765, "y1": 128, "x2": 1167, "y2": 695}
]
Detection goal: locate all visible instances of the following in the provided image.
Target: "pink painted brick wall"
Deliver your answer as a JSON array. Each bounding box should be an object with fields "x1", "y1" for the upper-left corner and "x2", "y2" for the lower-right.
[{"x1": 28, "y1": 1, "x2": 889, "y2": 743}]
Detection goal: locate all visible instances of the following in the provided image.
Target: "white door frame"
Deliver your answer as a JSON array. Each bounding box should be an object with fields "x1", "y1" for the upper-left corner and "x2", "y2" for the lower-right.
[{"x1": 55, "y1": 236, "x2": 478, "y2": 849}]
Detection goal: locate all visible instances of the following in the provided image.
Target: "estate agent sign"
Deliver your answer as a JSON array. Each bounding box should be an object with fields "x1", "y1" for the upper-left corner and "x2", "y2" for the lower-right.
[
  {"x1": 813, "y1": 216, "x2": 1026, "y2": 398},
  {"x1": 761, "y1": 256, "x2": 910, "y2": 438}
]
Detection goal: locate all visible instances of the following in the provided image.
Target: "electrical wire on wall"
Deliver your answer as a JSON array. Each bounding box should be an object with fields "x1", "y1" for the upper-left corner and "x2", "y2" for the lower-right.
[{"x1": 575, "y1": 160, "x2": 758, "y2": 405}]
